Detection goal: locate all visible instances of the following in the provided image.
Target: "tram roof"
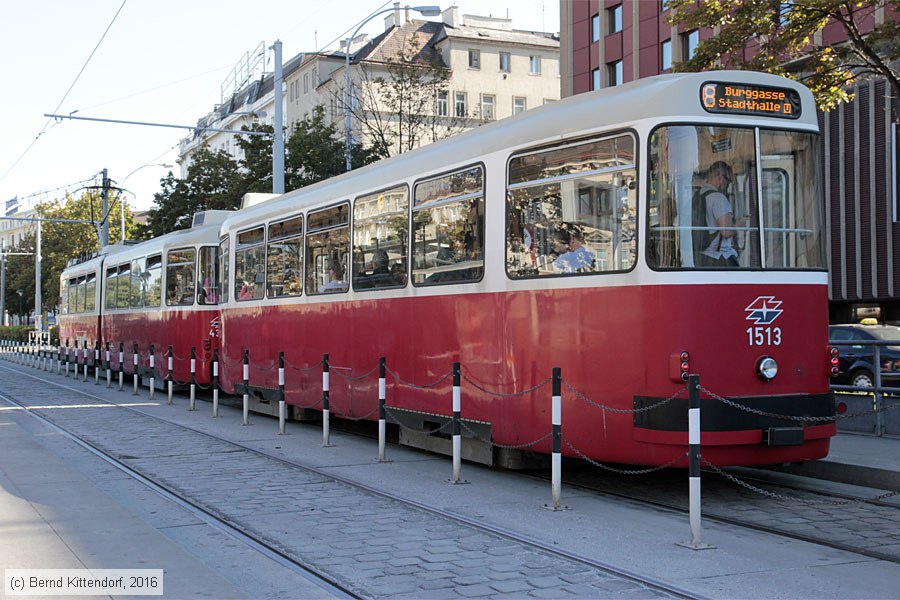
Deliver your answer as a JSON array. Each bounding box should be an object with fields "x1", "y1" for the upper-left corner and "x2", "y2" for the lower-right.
[{"x1": 220, "y1": 70, "x2": 817, "y2": 233}]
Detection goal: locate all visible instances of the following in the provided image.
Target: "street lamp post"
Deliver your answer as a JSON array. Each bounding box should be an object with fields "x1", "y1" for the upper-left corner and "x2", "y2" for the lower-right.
[
  {"x1": 16, "y1": 288, "x2": 23, "y2": 326},
  {"x1": 344, "y1": 4, "x2": 441, "y2": 172}
]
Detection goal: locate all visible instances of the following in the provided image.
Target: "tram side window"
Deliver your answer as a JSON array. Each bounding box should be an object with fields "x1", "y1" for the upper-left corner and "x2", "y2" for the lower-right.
[
  {"x1": 105, "y1": 267, "x2": 118, "y2": 310},
  {"x1": 219, "y1": 237, "x2": 230, "y2": 304},
  {"x1": 197, "y1": 246, "x2": 218, "y2": 304},
  {"x1": 84, "y1": 273, "x2": 97, "y2": 312},
  {"x1": 235, "y1": 228, "x2": 265, "y2": 301},
  {"x1": 353, "y1": 185, "x2": 408, "y2": 290},
  {"x1": 130, "y1": 259, "x2": 145, "y2": 308},
  {"x1": 60, "y1": 280, "x2": 69, "y2": 315},
  {"x1": 306, "y1": 203, "x2": 350, "y2": 295},
  {"x1": 266, "y1": 216, "x2": 303, "y2": 298},
  {"x1": 412, "y1": 166, "x2": 484, "y2": 286},
  {"x1": 116, "y1": 264, "x2": 131, "y2": 308},
  {"x1": 506, "y1": 135, "x2": 637, "y2": 278},
  {"x1": 166, "y1": 248, "x2": 196, "y2": 306},
  {"x1": 68, "y1": 278, "x2": 79, "y2": 314},
  {"x1": 144, "y1": 255, "x2": 162, "y2": 307},
  {"x1": 75, "y1": 277, "x2": 85, "y2": 313}
]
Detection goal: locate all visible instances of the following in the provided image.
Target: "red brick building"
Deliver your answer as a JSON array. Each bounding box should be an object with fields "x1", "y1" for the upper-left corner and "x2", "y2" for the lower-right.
[{"x1": 560, "y1": 0, "x2": 900, "y2": 323}]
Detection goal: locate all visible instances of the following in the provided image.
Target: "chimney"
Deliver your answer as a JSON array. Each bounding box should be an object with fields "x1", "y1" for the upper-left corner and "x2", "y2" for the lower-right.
[{"x1": 442, "y1": 6, "x2": 460, "y2": 28}]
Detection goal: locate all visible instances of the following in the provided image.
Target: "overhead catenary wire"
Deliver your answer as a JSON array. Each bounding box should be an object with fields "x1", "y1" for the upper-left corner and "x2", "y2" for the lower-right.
[{"x1": 0, "y1": 0, "x2": 128, "y2": 186}]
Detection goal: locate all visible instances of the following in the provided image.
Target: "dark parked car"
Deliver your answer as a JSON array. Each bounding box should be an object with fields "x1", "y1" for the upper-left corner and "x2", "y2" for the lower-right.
[{"x1": 829, "y1": 321, "x2": 900, "y2": 388}]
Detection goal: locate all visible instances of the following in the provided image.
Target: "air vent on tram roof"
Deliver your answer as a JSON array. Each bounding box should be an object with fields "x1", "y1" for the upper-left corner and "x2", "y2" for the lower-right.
[{"x1": 191, "y1": 210, "x2": 233, "y2": 229}]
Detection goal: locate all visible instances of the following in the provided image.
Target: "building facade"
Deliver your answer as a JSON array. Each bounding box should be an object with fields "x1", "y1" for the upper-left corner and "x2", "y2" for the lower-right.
[
  {"x1": 560, "y1": 0, "x2": 900, "y2": 323},
  {"x1": 286, "y1": 6, "x2": 560, "y2": 156}
]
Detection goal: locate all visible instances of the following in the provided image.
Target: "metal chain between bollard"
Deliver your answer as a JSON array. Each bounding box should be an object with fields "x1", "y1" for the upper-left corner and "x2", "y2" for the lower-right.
[
  {"x1": 386, "y1": 366, "x2": 452, "y2": 390},
  {"x1": 701, "y1": 385, "x2": 898, "y2": 422},
  {"x1": 330, "y1": 364, "x2": 379, "y2": 383},
  {"x1": 383, "y1": 406, "x2": 454, "y2": 434},
  {"x1": 564, "y1": 438, "x2": 689, "y2": 474},
  {"x1": 329, "y1": 404, "x2": 380, "y2": 422},
  {"x1": 700, "y1": 457, "x2": 900, "y2": 505},
  {"x1": 459, "y1": 420, "x2": 552, "y2": 450},
  {"x1": 564, "y1": 379, "x2": 686, "y2": 414},
  {"x1": 461, "y1": 372, "x2": 552, "y2": 398},
  {"x1": 284, "y1": 359, "x2": 324, "y2": 373}
]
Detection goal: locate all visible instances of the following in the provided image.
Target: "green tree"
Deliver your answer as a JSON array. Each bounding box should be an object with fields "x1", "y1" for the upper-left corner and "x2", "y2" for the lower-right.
[
  {"x1": 144, "y1": 147, "x2": 244, "y2": 237},
  {"x1": 235, "y1": 123, "x2": 276, "y2": 193},
  {"x1": 285, "y1": 105, "x2": 376, "y2": 188},
  {"x1": 2, "y1": 191, "x2": 138, "y2": 320},
  {"x1": 667, "y1": 0, "x2": 900, "y2": 112}
]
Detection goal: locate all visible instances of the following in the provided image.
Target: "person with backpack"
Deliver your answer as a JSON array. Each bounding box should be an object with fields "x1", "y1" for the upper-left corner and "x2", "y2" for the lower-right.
[{"x1": 695, "y1": 160, "x2": 740, "y2": 267}]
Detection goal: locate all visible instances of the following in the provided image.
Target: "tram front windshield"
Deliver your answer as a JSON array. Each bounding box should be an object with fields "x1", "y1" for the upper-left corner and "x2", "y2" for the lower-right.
[{"x1": 647, "y1": 125, "x2": 825, "y2": 270}]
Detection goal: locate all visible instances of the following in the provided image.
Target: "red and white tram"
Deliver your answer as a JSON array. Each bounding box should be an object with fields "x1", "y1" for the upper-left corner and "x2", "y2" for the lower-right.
[
  {"x1": 59, "y1": 71, "x2": 835, "y2": 467},
  {"x1": 59, "y1": 211, "x2": 227, "y2": 385}
]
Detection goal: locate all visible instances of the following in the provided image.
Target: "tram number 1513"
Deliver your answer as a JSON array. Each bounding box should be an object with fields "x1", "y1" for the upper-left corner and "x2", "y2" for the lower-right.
[{"x1": 747, "y1": 326, "x2": 782, "y2": 347}]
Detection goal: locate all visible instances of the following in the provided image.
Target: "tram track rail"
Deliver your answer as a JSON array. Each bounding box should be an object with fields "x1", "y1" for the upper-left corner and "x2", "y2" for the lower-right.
[
  {"x1": 530, "y1": 459, "x2": 900, "y2": 566},
  {"x1": 0, "y1": 361, "x2": 701, "y2": 600},
  {"x1": 0, "y1": 387, "x2": 362, "y2": 600}
]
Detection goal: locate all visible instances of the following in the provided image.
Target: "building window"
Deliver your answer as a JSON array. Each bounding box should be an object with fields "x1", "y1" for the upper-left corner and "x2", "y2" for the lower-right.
[
  {"x1": 592, "y1": 68, "x2": 600, "y2": 90},
  {"x1": 481, "y1": 94, "x2": 495, "y2": 120},
  {"x1": 608, "y1": 60, "x2": 623, "y2": 86},
  {"x1": 682, "y1": 30, "x2": 699, "y2": 61},
  {"x1": 468, "y1": 48, "x2": 480, "y2": 69},
  {"x1": 455, "y1": 92, "x2": 468, "y2": 117},
  {"x1": 661, "y1": 39, "x2": 672, "y2": 71},
  {"x1": 303, "y1": 73, "x2": 309, "y2": 93},
  {"x1": 436, "y1": 90, "x2": 448, "y2": 117},
  {"x1": 499, "y1": 51, "x2": 510, "y2": 72},
  {"x1": 591, "y1": 14, "x2": 600, "y2": 42},
  {"x1": 608, "y1": 5, "x2": 622, "y2": 34},
  {"x1": 529, "y1": 55, "x2": 541, "y2": 75},
  {"x1": 513, "y1": 96, "x2": 526, "y2": 115}
]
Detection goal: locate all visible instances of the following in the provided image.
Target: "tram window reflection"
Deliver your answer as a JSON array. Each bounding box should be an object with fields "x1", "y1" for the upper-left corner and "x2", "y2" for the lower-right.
[
  {"x1": 412, "y1": 166, "x2": 484, "y2": 286},
  {"x1": 130, "y1": 259, "x2": 145, "y2": 309},
  {"x1": 105, "y1": 267, "x2": 118, "y2": 310},
  {"x1": 144, "y1": 255, "x2": 162, "y2": 308},
  {"x1": 84, "y1": 273, "x2": 96, "y2": 312},
  {"x1": 166, "y1": 248, "x2": 196, "y2": 306},
  {"x1": 116, "y1": 264, "x2": 131, "y2": 308},
  {"x1": 306, "y1": 203, "x2": 350, "y2": 295},
  {"x1": 506, "y1": 135, "x2": 636, "y2": 278},
  {"x1": 197, "y1": 246, "x2": 219, "y2": 304},
  {"x1": 266, "y1": 216, "x2": 303, "y2": 298},
  {"x1": 235, "y1": 227, "x2": 265, "y2": 301},
  {"x1": 353, "y1": 185, "x2": 408, "y2": 290},
  {"x1": 218, "y1": 237, "x2": 230, "y2": 304}
]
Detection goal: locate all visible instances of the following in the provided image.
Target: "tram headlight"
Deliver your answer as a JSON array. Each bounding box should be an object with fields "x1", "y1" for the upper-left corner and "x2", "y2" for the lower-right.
[{"x1": 756, "y1": 356, "x2": 778, "y2": 381}]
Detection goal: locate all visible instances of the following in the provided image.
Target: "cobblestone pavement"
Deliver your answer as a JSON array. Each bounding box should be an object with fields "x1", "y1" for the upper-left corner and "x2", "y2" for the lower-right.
[
  {"x1": 560, "y1": 459, "x2": 900, "y2": 562},
  {"x1": 0, "y1": 365, "x2": 676, "y2": 599}
]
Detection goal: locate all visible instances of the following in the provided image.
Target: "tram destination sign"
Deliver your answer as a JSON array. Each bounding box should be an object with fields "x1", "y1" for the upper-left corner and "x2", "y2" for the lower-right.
[{"x1": 700, "y1": 82, "x2": 801, "y2": 119}]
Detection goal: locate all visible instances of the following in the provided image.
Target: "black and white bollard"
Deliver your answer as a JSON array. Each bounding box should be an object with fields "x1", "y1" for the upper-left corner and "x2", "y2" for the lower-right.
[
  {"x1": 167, "y1": 346, "x2": 174, "y2": 405},
  {"x1": 149, "y1": 344, "x2": 155, "y2": 400},
  {"x1": 278, "y1": 352, "x2": 286, "y2": 434},
  {"x1": 449, "y1": 362, "x2": 468, "y2": 484},
  {"x1": 212, "y1": 349, "x2": 219, "y2": 417},
  {"x1": 189, "y1": 347, "x2": 196, "y2": 411},
  {"x1": 377, "y1": 357, "x2": 389, "y2": 462},
  {"x1": 118, "y1": 342, "x2": 124, "y2": 391},
  {"x1": 94, "y1": 342, "x2": 100, "y2": 385},
  {"x1": 549, "y1": 367, "x2": 563, "y2": 511},
  {"x1": 242, "y1": 349, "x2": 249, "y2": 425},
  {"x1": 57, "y1": 343, "x2": 63, "y2": 375},
  {"x1": 322, "y1": 353, "x2": 332, "y2": 446},
  {"x1": 132, "y1": 343, "x2": 140, "y2": 395},
  {"x1": 65, "y1": 339, "x2": 70, "y2": 377},
  {"x1": 82, "y1": 342, "x2": 89, "y2": 382},
  {"x1": 679, "y1": 374, "x2": 714, "y2": 550},
  {"x1": 105, "y1": 342, "x2": 112, "y2": 388}
]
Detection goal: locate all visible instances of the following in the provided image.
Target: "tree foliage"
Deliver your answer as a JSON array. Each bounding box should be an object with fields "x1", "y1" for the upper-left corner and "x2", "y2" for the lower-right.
[
  {"x1": 143, "y1": 147, "x2": 244, "y2": 237},
  {"x1": 666, "y1": 0, "x2": 900, "y2": 113},
  {"x1": 351, "y1": 32, "x2": 473, "y2": 158},
  {"x1": 2, "y1": 191, "x2": 137, "y2": 321}
]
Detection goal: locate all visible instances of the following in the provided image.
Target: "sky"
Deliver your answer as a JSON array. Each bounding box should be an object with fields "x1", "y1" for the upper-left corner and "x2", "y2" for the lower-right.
[{"x1": 0, "y1": 0, "x2": 559, "y2": 214}]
